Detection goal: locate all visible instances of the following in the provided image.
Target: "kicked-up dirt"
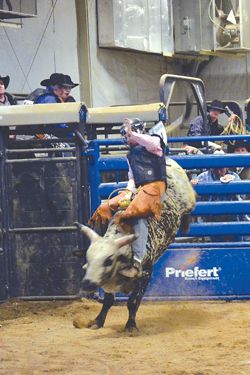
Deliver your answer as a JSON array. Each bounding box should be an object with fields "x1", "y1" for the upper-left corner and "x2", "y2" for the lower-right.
[{"x1": 0, "y1": 299, "x2": 250, "y2": 375}]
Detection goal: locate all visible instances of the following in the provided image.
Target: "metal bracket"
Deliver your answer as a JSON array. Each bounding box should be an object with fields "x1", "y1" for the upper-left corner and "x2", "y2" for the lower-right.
[{"x1": 159, "y1": 74, "x2": 207, "y2": 133}]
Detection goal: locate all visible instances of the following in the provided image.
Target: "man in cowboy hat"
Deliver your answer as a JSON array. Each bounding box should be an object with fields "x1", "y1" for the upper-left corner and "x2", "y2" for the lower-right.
[
  {"x1": 35, "y1": 73, "x2": 79, "y2": 104},
  {"x1": 0, "y1": 75, "x2": 17, "y2": 106},
  {"x1": 187, "y1": 99, "x2": 225, "y2": 148},
  {"x1": 228, "y1": 140, "x2": 250, "y2": 193},
  {"x1": 34, "y1": 73, "x2": 79, "y2": 138}
]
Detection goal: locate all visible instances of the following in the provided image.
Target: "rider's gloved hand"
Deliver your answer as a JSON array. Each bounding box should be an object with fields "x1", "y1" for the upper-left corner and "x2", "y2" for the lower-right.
[{"x1": 118, "y1": 189, "x2": 133, "y2": 209}]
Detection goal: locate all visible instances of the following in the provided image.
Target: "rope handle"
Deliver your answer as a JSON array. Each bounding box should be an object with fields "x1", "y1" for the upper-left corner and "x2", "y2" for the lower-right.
[{"x1": 107, "y1": 188, "x2": 129, "y2": 212}]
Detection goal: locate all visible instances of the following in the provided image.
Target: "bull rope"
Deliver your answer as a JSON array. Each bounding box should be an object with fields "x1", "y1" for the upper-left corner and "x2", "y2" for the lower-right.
[{"x1": 107, "y1": 188, "x2": 128, "y2": 212}]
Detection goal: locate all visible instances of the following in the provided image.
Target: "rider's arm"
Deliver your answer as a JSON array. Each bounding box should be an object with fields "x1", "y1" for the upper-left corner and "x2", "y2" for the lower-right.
[
  {"x1": 127, "y1": 161, "x2": 136, "y2": 191},
  {"x1": 127, "y1": 132, "x2": 163, "y2": 156}
]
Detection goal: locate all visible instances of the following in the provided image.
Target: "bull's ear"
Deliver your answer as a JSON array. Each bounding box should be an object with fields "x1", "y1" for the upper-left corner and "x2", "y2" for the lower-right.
[
  {"x1": 115, "y1": 234, "x2": 138, "y2": 249},
  {"x1": 75, "y1": 223, "x2": 99, "y2": 242}
]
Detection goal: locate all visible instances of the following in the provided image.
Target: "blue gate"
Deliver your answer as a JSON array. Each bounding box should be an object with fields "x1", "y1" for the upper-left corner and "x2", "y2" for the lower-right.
[{"x1": 86, "y1": 134, "x2": 250, "y2": 300}]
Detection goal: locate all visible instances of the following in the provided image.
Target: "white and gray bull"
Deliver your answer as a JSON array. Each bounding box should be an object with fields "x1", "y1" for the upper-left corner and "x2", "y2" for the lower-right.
[{"x1": 76, "y1": 159, "x2": 196, "y2": 332}]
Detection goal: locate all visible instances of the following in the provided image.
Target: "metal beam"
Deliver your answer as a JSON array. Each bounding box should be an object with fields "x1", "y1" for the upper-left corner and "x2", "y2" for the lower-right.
[
  {"x1": 195, "y1": 181, "x2": 250, "y2": 195},
  {"x1": 98, "y1": 157, "x2": 128, "y2": 171},
  {"x1": 98, "y1": 181, "x2": 250, "y2": 200},
  {"x1": 170, "y1": 242, "x2": 250, "y2": 249},
  {"x1": 87, "y1": 103, "x2": 162, "y2": 125},
  {"x1": 75, "y1": 0, "x2": 92, "y2": 106},
  {"x1": 181, "y1": 222, "x2": 250, "y2": 237},
  {"x1": 0, "y1": 102, "x2": 86, "y2": 126},
  {"x1": 172, "y1": 154, "x2": 250, "y2": 169},
  {"x1": 193, "y1": 201, "x2": 250, "y2": 215},
  {"x1": 169, "y1": 135, "x2": 250, "y2": 143}
]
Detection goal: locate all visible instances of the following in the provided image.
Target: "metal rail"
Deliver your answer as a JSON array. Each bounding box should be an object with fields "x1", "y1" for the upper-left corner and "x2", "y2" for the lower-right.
[
  {"x1": 6, "y1": 157, "x2": 76, "y2": 163},
  {"x1": 169, "y1": 242, "x2": 250, "y2": 249},
  {"x1": 181, "y1": 222, "x2": 250, "y2": 237}
]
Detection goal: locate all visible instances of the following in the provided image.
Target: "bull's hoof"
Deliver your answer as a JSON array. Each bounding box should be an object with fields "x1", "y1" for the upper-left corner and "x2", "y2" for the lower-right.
[
  {"x1": 124, "y1": 323, "x2": 139, "y2": 334},
  {"x1": 87, "y1": 320, "x2": 103, "y2": 330}
]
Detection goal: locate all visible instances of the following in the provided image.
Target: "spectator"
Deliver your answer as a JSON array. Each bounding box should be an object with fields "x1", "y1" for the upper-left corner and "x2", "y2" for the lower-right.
[
  {"x1": 34, "y1": 73, "x2": 79, "y2": 138},
  {"x1": 191, "y1": 150, "x2": 244, "y2": 241},
  {"x1": 191, "y1": 150, "x2": 241, "y2": 197},
  {"x1": 35, "y1": 73, "x2": 78, "y2": 105},
  {"x1": 228, "y1": 140, "x2": 250, "y2": 182},
  {"x1": 187, "y1": 99, "x2": 225, "y2": 148},
  {"x1": 228, "y1": 142, "x2": 250, "y2": 238},
  {"x1": 0, "y1": 75, "x2": 17, "y2": 106}
]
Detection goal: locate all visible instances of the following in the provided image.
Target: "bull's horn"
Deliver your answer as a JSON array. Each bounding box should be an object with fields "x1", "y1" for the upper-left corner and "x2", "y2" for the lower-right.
[
  {"x1": 82, "y1": 263, "x2": 88, "y2": 270},
  {"x1": 115, "y1": 234, "x2": 138, "y2": 249},
  {"x1": 74, "y1": 222, "x2": 99, "y2": 242}
]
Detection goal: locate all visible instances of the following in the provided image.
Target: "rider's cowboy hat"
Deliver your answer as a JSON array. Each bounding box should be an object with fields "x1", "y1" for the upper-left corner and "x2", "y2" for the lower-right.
[
  {"x1": 207, "y1": 100, "x2": 225, "y2": 113},
  {"x1": 40, "y1": 73, "x2": 79, "y2": 88},
  {"x1": 0, "y1": 75, "x2": 10, "y2": 89}
]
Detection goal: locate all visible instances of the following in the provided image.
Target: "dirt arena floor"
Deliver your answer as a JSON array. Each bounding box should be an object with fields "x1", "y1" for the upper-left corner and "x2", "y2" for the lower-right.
[{"x1": 0, "y1": 299, "x2": 250, "y2": 375}]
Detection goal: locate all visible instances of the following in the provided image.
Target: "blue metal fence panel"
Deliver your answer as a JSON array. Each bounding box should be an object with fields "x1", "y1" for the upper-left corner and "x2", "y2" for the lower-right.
[
  {"x1": 168, "y1": 134, "x2": 250, "y2": 143},
  {"x1": 195, "y1": 181, "x2": 250, "y2": 195},
  {"x1": 169, "y1": 242, "x2": 250, "y2": 249},
  {"x1": 145, "y1": 247, "x2": 250, "y2": 300},
  {"x1": 92, "y1": 135, "x2": 250, "y2": 146},
  {"x1": 88, "y1": 137, "x2": 250, "y2": 301},
  {"x1": 97, "y1": 153, "x2": 250, "y2": 172},
  {"x1": 87, "y1": 141, "x2": 101, "y2": 212},
  {"x1": 182, "y1": 222, "x2": 250, "y2": 237},
  {"x1": 192, "y1": 201, "x2": 250, "y2": 215},
  {"x1": 99, "y1": 157, "x2": 128, "y2": 172},
  {"x1": 172, "y1": 154, "x2": 250, "y2": 169},
  {"x1": 98, "y1": 181, "x2": 250, "y2": 200}
]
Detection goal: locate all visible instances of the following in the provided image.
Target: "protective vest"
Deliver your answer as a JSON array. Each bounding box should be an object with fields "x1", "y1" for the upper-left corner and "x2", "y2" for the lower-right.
[{"x1": 127, "y1": 136, "x2": 166, "y2": 187}]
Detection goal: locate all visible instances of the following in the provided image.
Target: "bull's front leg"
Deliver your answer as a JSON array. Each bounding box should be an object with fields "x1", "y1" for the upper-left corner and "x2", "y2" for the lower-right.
[
  {"x1": 125, "y1": 269, "x2": 152, "y2": 332},
  {"x1": 87, "y1": 292, "x2": 114, "y2": 329}
]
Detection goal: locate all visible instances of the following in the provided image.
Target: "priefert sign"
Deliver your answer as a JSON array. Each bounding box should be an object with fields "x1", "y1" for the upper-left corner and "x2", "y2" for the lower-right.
[{"x1": 165, "y1": 266, "x2": 221, "y2": 281}]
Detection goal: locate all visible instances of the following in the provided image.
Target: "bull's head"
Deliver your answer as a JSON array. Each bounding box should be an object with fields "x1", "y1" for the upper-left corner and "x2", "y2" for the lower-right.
[{"x1": 76, "y1": 224, "x2": 137, "y2": 293}]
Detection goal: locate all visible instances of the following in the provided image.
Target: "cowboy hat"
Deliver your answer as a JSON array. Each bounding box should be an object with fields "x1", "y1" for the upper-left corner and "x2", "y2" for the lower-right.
[
  {"x1": 207, "y1": 99, "x2": 225, "y2": 113},
  {"x1": 0, "y1": 75, "x2": 10, "y2": 89},
  {"x1": 227, "y1": 140, "x2": 250, "y2": 153},
  {"x1": 40, "y1": 73, "x2": 79, "y2": 88}
]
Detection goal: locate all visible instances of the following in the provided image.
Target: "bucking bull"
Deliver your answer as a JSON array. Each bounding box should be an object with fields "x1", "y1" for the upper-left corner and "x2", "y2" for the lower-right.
[{"x1": 75, "y1": 158, "x2": 196, "y2": 332}]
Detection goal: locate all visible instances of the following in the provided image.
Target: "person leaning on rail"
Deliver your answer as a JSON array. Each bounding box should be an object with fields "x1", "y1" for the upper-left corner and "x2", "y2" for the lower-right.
[
  {"x1": 188, "y1": 99, "x2": 225, "y2": 137},
  {"x1": 186, "y1": 99, "x2": 225, "y2": 149},
  {"x1": 228, "y1": 140, "x2": 250, "y2": 200},
  {"x1": 34, "y1": 73, "x2": 78, "y2": 135},
  {"x1": 0, "y1": 75, "x2": 17, "y2": 106},
  {"x1": 33, "y1": 73, "x2": 79, "y2": 143},
  {"x1": 0, "y1": 75, "x2": 18, "y2": 141},
  {"x1": 191, "y1": 149, "x2": 246, "y2": 242},
  {"x1": 35, "y1": 73, "x2": 78, "y2": 105}
]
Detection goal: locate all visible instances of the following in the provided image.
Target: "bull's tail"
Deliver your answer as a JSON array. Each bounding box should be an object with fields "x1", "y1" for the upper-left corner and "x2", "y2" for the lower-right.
[{"x1": 180, "y1": 214, "x2": 191, "y2": 235}]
